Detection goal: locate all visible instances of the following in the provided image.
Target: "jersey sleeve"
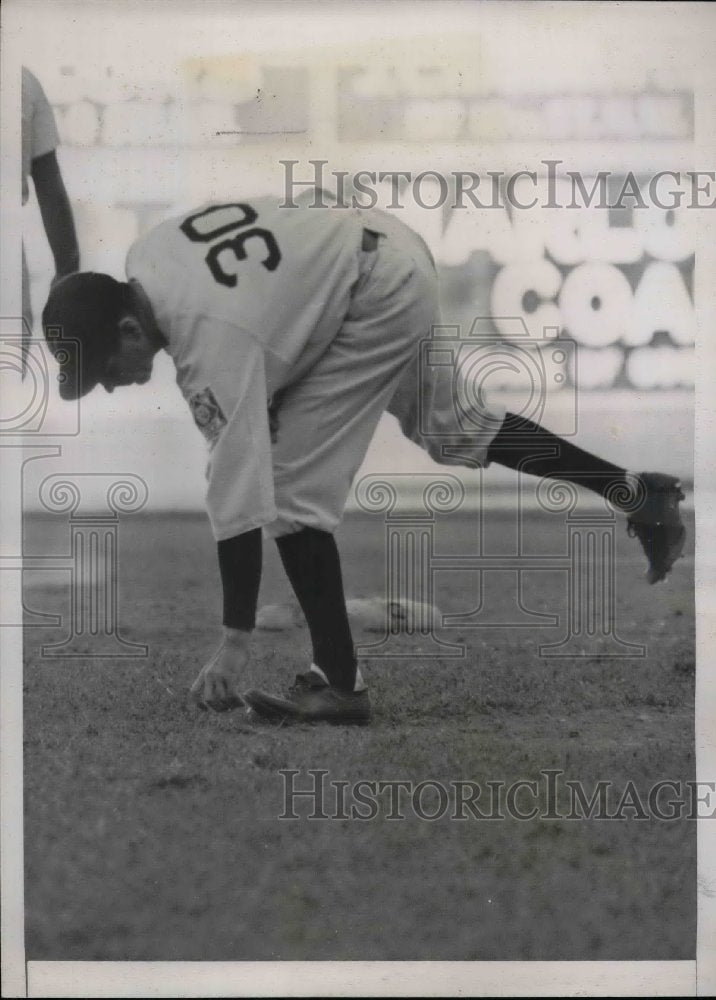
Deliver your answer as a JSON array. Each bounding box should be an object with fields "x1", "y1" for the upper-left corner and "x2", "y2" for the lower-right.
[
  {"x1": 181, "y1": 317, "x2": 277, "y2": 541},
  {"x1": 127, "y1": 235, "x2": 277, "y2": 538},
  {"x1": 24, "y1": 68, "x2": 59, "y2": 161}
]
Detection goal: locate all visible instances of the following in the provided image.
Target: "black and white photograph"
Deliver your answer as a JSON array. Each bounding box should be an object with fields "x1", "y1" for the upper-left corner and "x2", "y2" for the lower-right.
[{"x1": 1, "y1": 1, "x2": 715, "y2": 996}]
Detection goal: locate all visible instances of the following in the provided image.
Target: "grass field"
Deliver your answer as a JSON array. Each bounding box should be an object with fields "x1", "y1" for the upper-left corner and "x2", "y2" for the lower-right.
[{"x1": 22, "y1": 505, "x2": 696, "y2": 961}]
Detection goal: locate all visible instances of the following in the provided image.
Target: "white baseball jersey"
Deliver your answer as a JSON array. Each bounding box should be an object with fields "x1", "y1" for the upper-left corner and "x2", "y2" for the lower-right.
[
  {"x1": 126, "y1": 199, "x2": 368, "y2": 539},
  {"x1": 126, "y1": 198, "x2": 502, "y2": 541}
]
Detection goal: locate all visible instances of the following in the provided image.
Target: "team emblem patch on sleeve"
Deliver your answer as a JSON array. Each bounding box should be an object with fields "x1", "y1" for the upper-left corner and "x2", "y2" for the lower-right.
[{"x1": 189, "y1": 387, "x2": 226, "y2": 446}]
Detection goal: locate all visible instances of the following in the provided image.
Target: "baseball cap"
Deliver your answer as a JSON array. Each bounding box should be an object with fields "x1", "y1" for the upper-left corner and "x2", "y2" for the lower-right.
[{"x1": 42, "y1": 272, "x2": 128, "y2": 399}]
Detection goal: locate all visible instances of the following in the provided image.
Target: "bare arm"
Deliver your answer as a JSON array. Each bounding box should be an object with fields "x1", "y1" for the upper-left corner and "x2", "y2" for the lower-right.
[{"x1": 31, "y1": 150, "x2": 80, "y2": 279}]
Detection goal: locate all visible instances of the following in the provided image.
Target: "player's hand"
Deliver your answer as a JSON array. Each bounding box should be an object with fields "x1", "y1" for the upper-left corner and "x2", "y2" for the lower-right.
[{"x1": 189, "y1": 628, "x2": 251, "y2": 711}]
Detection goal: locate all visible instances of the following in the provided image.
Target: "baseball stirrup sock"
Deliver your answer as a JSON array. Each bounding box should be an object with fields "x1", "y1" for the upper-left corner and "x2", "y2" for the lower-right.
[
  {"x1": 276, "y1": 527, "x2": 357, "y2": 693},
  {"x1": 487, "y1": 413, "x2": 633, "y2": 503},
  {"x1": 217, "y1": 528, "x2": 263, "y2": 630}
]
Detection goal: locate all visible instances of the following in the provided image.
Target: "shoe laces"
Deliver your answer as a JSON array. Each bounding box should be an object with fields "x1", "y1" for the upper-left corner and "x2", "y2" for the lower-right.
[{"x1": 289, "y1": 672, "x2": 328, "y2": 695}]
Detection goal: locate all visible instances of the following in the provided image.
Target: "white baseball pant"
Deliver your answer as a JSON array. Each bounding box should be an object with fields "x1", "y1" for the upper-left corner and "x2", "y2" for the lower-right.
[{"x1": 266, "y1": 210, "x2": 504, "y2": 538}]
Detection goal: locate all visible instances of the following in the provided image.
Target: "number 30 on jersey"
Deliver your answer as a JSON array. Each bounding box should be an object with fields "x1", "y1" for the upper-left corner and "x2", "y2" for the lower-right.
[{"x1": 180, "y1": 203, "x2": 282, "y2": 288}]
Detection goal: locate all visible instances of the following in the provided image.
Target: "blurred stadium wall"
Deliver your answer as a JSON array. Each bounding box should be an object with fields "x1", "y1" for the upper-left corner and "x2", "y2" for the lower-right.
[{"x1": 21, "y1": 5, "x2": 695, "y2": 511}]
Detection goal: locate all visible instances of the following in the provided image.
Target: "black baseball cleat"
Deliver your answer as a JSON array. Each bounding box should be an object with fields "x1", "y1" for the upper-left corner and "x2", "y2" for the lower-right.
[
  {"x1": 626, "y1": 472, "x2": 686, "y2": 584},
  {"x1": 244, "y1": 671, "x2": 371, "y2": 725}
]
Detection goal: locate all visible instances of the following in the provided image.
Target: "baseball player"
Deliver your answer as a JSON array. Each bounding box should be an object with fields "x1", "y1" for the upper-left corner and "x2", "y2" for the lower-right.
[
  {"x1": 22, "y1": 67, "x2": 80, "y2": 358},
  {"x1": 41, "y1": 196, "x2": 685, "y2": 724}
]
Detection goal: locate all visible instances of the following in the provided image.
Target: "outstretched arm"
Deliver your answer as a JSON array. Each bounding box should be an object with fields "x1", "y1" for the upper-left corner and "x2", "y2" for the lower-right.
[
  {"x1": 31, "y1": 150, "x2": 80, "y2": 280},
  {"x1": 135, "y1": 313, "x2": 275, "y2": 705}
]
